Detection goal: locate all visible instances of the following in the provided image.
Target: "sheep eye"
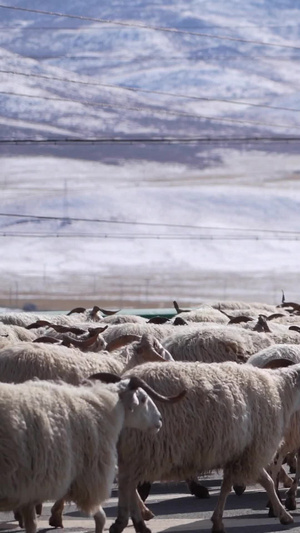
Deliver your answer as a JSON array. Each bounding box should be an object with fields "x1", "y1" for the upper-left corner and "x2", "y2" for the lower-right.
[{"x1": 140, "y1": 396, "x2": 147, "y2": 404}]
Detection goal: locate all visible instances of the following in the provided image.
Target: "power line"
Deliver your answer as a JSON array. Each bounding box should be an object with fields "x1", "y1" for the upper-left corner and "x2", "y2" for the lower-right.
[
  {"x1": 2, "y1": 69, "x2": 300, "y2": 114},
  {"x1": 6, "y1": 54, "x2": 300, "y2": 61},
  {"x1": 2, "y1": 23, "x2": 300, "y2": 30},
  {"x1": 1, "y1": 4, "x2": 300, "y2": 51},
  {"x1": 1, "y1": 90, "x2": 300, "y2": 130},
  {"x1": 1, "y1": 137, "x2": 300, "y2": 144},
  {"x1": 1, "y1": 212, "x2": 300, "y2": 235},
  {"x1": 0, "y1": 232, "x2": 299, "y2": 241}
]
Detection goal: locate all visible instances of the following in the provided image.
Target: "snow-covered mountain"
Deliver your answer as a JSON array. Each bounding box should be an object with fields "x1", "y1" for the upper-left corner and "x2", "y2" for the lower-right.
[{"x1": 1, "y1": 1, "x2": 300, "y2": 310}]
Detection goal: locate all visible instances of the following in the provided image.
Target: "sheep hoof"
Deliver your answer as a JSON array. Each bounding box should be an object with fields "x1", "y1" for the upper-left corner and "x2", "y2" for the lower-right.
[
  {"x1": 13, "y1": 511, "x2": 23, "y2": 528},
  {"x1": 132, "y1": 519, "x2": 151, "y2": 533},
  {"x1": 268, "y1": 506, "x2": 275, "y2": 518},
  {"x1": 211, "y1": 526, "x2": 226, "y2": 533},
  {"x1": 49, "y1": 516, "x2": 63, "y2": 528},
  {"x1": 35, "y1": 503, "x2": 42, "y2": 516},
  {"x1": 137, "y1": 482, "x2": 152, "y2": 502},
  {"x1": 285, "y1": 495, "x2": 297, "y2": 511},
  {"x1": 188, "y1": 481, "x2": 210, "y2": 499},
  {"x1": 141, "y1": 508, "x2": 155, "y2": 521},
  {"x1": 280, "y1": 512, "x2": 294, "y2": 525},
  {"x1": 233, "y1": 484, "x2": 246, "y2": 496},
  {"x1": 109, "y1": 522, "x2": 127, "y2": 533}
]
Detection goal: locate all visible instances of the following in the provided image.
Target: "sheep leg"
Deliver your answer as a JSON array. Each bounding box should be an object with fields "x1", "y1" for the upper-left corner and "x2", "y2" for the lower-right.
[
  {"x1": 109, "y1": 473, "x2": 130, "y2": 533},
  {"x1": 257, "y1": 468, "x2": 293, "y2": 524},
  {"x1": 285, "y1": 449, "x2": 300, "y2": 511},
  {"x1": 130, "y1": 487, "x2": 151, "y2": 533},
  {"x1": 267, "y1": 452, "x2": 285, "y2": 517},
  {"x1": 136, "y1": 490, "x2": 155, "y2": 520},
  {"x1": 211, "y1": 468, "x2": 233, "y2": 533},
  {"x1": 49, "y1": 498, "x2": 65, "y2": 528},
  {"x1": 13, "y1": 508, "x2": 23, "y2": 528},
  {"x1": 20, "y1": 504, "x2": 37, "y2": 533},
  {"x1": 93, "y1": 505, "x2": 106, "y2": 533},
  {"x1": 187, "y1": 478, "x2": 210, "y2": 498}
]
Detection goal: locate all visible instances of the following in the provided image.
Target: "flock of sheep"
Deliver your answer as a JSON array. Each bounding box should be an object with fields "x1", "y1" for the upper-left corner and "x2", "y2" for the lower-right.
[{"x1": 1, "y1": 295, "x2": 300, "y2": 533}]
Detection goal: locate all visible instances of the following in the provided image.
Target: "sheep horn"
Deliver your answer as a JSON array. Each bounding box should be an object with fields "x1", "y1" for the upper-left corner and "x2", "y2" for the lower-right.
[
  {"x1": 87, "y1": 325, "x2": 109, "y2": 335},
  {"x1": 26, "y1": 320, "x2": 52, "y2": 329},
  {"x1": 228, "y1": 316, "x2": 253, "y2": 324},
  {"x1": 136, "y1": 334, "x2": 173, "y2": 362},
  {"x1": 127, "y1": 376, "x2": 187, "y2": 403},
  {"x1": 86, "y1": 372, "x2": 186, "y2": 403},
  {"x1": 67, "y1": 307, "x2": 87, "y2": 315},
  {"x1": 173, "y1": 316, "x2": 189, "y2": 325},
  {"x1": 98, "y1": 307, "x2": 121, "y2": 316},
  {"x1": 50, "y1": 324, "x2": 87, "y2": 335},
  {"x1": 267, "y1": 313, "x2": 286, "y2": 320},
  {"x1": 62, "y1": 333, "x2": 99, "y2": 349},
  {"x1": 147, "y1": 316, "x2": 169, "y2": 324},
  {"x1": 106, "y1": 335, "x2": 142, "y2": 352},
  {"x1": 87, "y1": 372, "x2": 121, "y2": 383},
  {"x1": 173, "y1": 300, "x2": 189, "y2": 314},
  {"x1": 33, "y1": 336, "x2": 60, "y2": 344},
  {"x1": 289, "y1": 326, "x2": 300, "y2": 333},
  {"x1": 264, "y1": 359, "x2": 295, "y2": 369},
  {"x1": 281, "y1": 302, "x2": 300, "y2": 312}
]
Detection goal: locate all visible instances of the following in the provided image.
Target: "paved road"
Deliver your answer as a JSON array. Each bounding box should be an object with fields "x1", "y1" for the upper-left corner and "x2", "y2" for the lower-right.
[{"x1": 1, "y1": 474, "x2": 300, "y2": 533}]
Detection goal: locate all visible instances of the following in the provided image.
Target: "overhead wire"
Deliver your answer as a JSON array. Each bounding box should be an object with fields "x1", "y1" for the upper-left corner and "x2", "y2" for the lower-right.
[
  {"x1": 1, "y1": 90, "x2": 300, "y2": 130},
  {"x1": 1, "y1": 137, "x2": 300, "y2": 143},
  {"x1": 0, "y1": 4, "x2": 300, "y2": 51},
  {"x1": 0, "y1": 212, "x2": 299, "y2": 235},
  {"x1": 0, "y1": 232, "x2": 299, "y2": 241},
  {"x1": 1, "y1": 69, "x2": 300, "y2": 114}
]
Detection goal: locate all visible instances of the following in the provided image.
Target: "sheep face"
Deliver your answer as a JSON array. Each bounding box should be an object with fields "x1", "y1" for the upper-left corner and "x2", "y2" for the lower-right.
[{"x1": 118, "y1": 381, "x2": 162, "y2": 434}]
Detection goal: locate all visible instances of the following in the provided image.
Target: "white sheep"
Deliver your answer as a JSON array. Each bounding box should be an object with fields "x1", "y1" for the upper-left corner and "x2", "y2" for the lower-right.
[
  {"x1": 0, "y1": 374, "x2": 185, "y2": 533},
  {"x1": 0, "y1": 306, "x2": 103, "y2": 328},
  {"x1": 0, "y1": 334, "x2": 173, "y2": 529},
  {"x1": 0, "y1": 323, "x2": 37, "y2": 343},
  {"x1": 247, "y1": 344, "x2": 300, "y2": 514},
  {"x1": 172, "y1": 304, "x2": 229, "y2": 324},
  {"x1": 110, "y1": 360, "x2": 300, "y2": 533},
  {"x1": 0, "y1": 333, "x2": 173, "y2": 386}
]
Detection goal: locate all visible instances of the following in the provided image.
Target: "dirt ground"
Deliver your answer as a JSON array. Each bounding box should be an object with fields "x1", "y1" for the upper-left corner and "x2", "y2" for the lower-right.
[{"x1": 0, "y1": 269, "x2": 295, "y2": 312}]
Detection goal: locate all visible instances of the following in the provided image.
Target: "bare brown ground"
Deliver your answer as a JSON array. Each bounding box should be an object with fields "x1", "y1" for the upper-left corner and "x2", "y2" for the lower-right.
[{"x1": 0, "y1": 269, "x2": 296, "y2": 312}]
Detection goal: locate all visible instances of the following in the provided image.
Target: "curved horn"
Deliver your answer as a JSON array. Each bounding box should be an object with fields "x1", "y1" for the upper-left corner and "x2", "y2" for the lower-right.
[
  {"x1": 50, "y1": 324, "x2": 87, "y2": 335},
  {"x1": 67, "y1": 307, "x2": 86, "y2": 316},
  {"x1": 127, "y1": 376, "x2": 186, "y2": 403},
  {"x1": 264, "y1": 359, "x2": 295, "y2": 369},
  {"x1": 33, "y1": 336, "x2": 60, "y2": 344},
  {"x1": 88, "y1": 325, "x2": 109, "y2": 336},
  {"x1": 62, "y1": 333, "x2": 99, "y2": 349},
  {"x1": 136, "y1": 334, "x2": 173, "y2": 362},
  {"x1": 228, "y1": 316, "x2": 253, "y2": 324},
  {"x1": 267, "y1": 313, "x2": 286, "y2": 321},
  {"x1": 173, "y1": 300, "x2": 189, "y2": 314},
  {"x1": 147, "y1": 316, "x2": 169, "y2": 324},
  {"x1": 289, "y1": 326, "x2": 300, "y2": 333},
  {"x1": 26, "y1": 320, "x2": 52, "y2": 329},
  {"x1": 87, "y1": 372, "x2": 121, "y2": 383},
  {"x1": 173, "y1": 316, "x2": 189, "y2": 326},
  {"x1": 106, "y1": 335, "x2": 142, "y2": 352},
  {"x1": 281, "y1": 302, "x2": 300, "y2": 312},
  {"x1": 98, "y1": 307, "x2": 121, "y2": 316}
]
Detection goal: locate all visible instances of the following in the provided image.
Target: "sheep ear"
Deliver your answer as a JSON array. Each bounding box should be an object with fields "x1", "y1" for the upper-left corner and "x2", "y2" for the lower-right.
[{"x1": 119, "y1": 385, "x2": 140, "y2": 411}]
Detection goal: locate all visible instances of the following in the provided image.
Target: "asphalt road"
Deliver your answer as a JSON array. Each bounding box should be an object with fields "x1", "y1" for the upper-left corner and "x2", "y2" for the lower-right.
[{"x1": 1, "y1": 474, "x2": 300, "y2": 533}]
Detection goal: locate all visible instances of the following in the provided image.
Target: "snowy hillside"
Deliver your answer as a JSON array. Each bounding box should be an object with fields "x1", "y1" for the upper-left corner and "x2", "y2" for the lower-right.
[{"x1": 1, "y1": 1, "x2": 300, "y2": 309}]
